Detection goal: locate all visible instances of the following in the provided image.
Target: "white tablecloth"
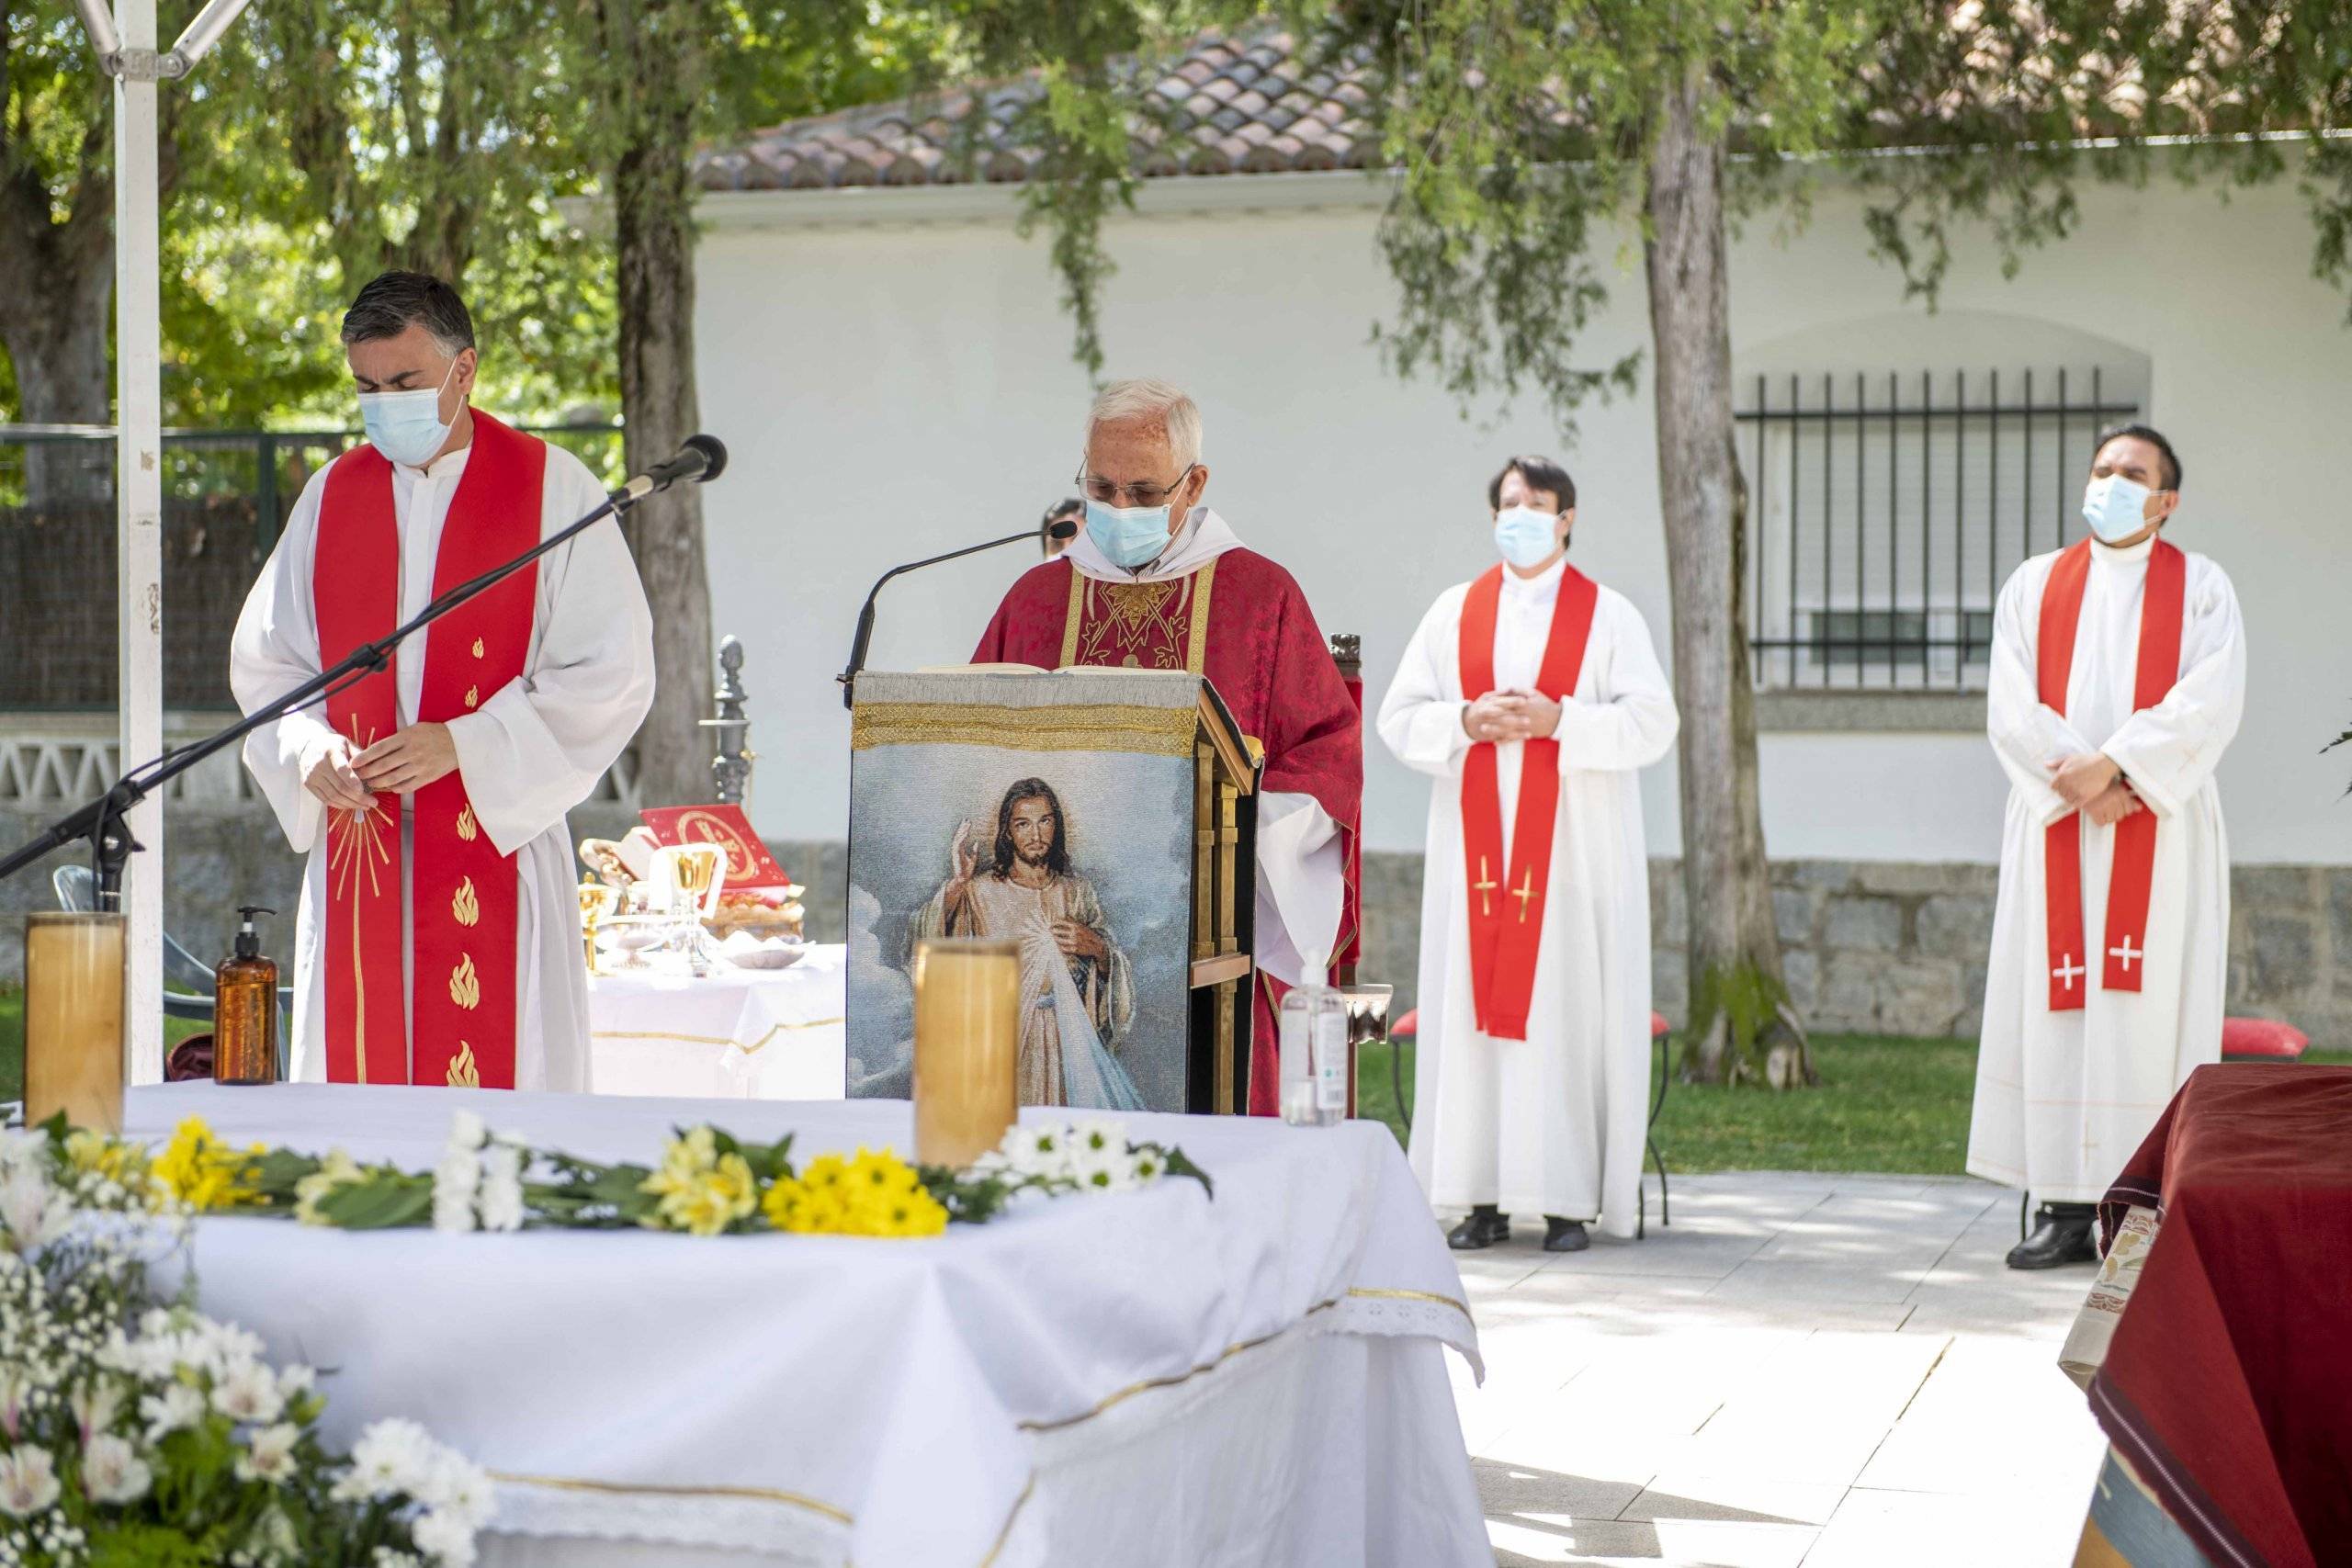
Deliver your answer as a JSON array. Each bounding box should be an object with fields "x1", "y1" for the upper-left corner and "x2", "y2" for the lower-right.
[
  {"x1": 127, "y1": 1086, "x2": 1487, "y2": 1568},
  {"x1": 586, "y1": 945, "x2": 845, "y2": 1100}
]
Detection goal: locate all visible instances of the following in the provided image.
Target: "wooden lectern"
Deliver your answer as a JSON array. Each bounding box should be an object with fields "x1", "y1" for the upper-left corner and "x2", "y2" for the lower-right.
[{"x1": 844, "y1": 668, "x2": 1261, "y2": 1114}]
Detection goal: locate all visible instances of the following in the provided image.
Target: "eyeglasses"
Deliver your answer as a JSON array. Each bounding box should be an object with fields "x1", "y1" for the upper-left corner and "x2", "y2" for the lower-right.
[{"x1": 1075, "y1": 464, "x2": 1197, "y2": 509}]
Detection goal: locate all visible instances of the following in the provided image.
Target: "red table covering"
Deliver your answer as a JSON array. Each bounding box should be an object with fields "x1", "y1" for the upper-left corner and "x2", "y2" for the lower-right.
[{"x1": 2091, "y1": 1064, "x2": 2352, "y2": 1568}]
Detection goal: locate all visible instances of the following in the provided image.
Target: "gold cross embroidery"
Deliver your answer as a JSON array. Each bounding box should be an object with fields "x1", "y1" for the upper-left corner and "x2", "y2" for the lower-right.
[
  {"x1": 1472, "y1": 856, "x2": 1498, "y2": 918},
  {"x1": 1512, "y1": 869, "x2": 1537, "y2": 924}
]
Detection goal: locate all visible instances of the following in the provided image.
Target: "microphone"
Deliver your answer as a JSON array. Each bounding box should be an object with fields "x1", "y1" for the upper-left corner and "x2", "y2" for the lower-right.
[
  {"x1": 620, "y1": 434, "x2": 729, "y2": 500},
  {"x1": 838, "y1": 521, "x2": 1074, "y2": 709}
]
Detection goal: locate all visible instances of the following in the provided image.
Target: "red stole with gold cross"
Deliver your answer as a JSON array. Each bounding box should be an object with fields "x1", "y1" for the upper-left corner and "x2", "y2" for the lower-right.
[
  {"x1": 312, "y1": 412, "x2": 545, "y2": 1087},
  {"x1": 2036, "y1": 537, "x2": 2185, "y2": 1012},
  {"x1": 1458, "y1": 563, "x2": 1599, "y2": 1040}
]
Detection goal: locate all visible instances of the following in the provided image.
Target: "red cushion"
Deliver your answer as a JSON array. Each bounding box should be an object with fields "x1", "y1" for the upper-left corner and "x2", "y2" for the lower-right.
[
  {"x1": 1651, "y1": 1011, "x2": 1671, "y2": 1040},
  {"x1": 2222, "y1": 1016, "x2": 2310, "y2": 1061}
]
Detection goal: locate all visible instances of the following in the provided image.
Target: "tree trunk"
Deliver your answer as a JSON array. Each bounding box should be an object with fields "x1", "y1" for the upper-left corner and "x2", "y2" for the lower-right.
[
  {"x1": 611, "y1": 46, "x2": 717, "y2": 809},
  {"x1": 1643, "y1": 73, "x2": 1804, "y2": 1087},
  {"x1": 0, "y1": 226, "x2": 114, "y2": 504}
]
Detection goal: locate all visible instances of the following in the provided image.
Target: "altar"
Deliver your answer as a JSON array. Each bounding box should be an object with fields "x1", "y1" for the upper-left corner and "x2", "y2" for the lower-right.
[
  {"x1": 586, "y1": 945, "x2": 847, "y2": 1100},
  {"x1": 127, "y1": 1083, "x2": 1488, "y2": 1568}
]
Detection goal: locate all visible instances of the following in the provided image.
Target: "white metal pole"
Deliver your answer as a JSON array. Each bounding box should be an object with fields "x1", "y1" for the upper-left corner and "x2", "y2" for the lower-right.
[{"x1": 113, "y1": 0, "x2": 165, "y2": 1086}]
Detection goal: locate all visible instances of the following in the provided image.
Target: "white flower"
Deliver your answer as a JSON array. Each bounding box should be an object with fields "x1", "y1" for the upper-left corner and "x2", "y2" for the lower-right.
[
  {"x1": 340, "y1": 1418, "x2": 435, "y2": 1502},
  {"x1": 0, "y1": 1130, "x2": 43, "y2": 1177},
  {"x1": 0, "y1": 1449, "x2": 59, "y2": 1517},
  {"x1": 413, "y1": 1447, "x2": 492, "y2": 1529},
  {"x1": 81, "y1": 1434, "x2": 153, "y2": 1505},
  {"x1": 277, "y1": 1363, "x2": 316, "y2": 1404},
  {"x1": 212, "y1": 1359, "x2": 285, "y2": 1425},
  {"x1": 410, "y1": 1507, "x2": 479, "y2": 1568},
  {"x1": 0, "y1": 1168, "x2": 74, "y2": 1254},
  {"x1": 0, "y1": 1366, "x2": 34, "y2": 1440},
  {"x1": 1070, "y1": 1141, "x2": 1136, "y2": 1193},
  {"x1": 432, "y1": 1147, "x2": 482, "y2": 1235},
  {"x1": 1126, "y1": 1147, "x2": 1166, "y2": 1185},
  {"x1": 140, "y1": 1382, "x2": 204, "y2": 1443},
  {"x1": 69, "y1": 1379, "x2": 124, "y2": 1443},
  {"x1": 372, "y1": 1552, "x2": 424, "y2": 1568},
  {"x1": 447, "y1": 1111, "x2": 488, "y2": 1154},
  {"x1": 476, "y1": 1145, "x2": 525, "y2": 1234},
  {"x1": 234, "y1": 1422, "x2": 300, "y2": 1485},
  {"x1": 1070, "y1": 1120, "x2": 1124, "y2": 1156}
]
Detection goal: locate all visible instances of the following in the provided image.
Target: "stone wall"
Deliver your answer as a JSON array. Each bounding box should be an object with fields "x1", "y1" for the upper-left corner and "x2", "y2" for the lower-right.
[
  {"x1": 1360, "y1": 851, "x2": 2350, "y2": 1047},
  {"x1": 6, "y1": 801, "x2": 2341, "y2": 1051}
]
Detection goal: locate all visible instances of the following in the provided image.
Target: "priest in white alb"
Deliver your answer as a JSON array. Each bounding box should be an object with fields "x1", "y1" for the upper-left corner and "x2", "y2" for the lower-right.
[
  {"x1": 1378, "y1": 457, "x2": 1678, "y2": 1252},
  {"x1": 1969, "y1": 423, "x2": 2244, "y2": 1269},
  {"x1": 230, "y1": 270, "x2": 655, "y2": 1092}
]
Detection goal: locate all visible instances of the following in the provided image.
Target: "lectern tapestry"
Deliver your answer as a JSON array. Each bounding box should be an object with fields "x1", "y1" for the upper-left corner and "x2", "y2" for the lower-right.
[{"x1": 847, "y1": 671, "x2": 1200, "y2": 1113}]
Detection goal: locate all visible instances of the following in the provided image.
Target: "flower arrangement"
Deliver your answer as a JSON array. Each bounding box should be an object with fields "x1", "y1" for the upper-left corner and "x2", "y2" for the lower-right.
[
  {"x1": 147, "y1": 1115, "x2": 1211, "y2": 1241},
  {"x1": 0, "y1": 1119, "x2": 489, "y2": 1567}
]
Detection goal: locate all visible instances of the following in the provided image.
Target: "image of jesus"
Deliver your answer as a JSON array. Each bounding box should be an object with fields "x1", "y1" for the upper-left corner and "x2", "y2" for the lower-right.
[{"x1": 912, "y1": 778, "x2": 1137, "y2": 1108}]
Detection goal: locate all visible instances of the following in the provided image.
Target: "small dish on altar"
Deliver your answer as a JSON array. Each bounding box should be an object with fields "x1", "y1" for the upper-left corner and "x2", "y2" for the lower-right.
[
  {"x1": 598, "y1": 919, "x2": 670, "y2": 971},
  {"x1": 718, "y1": 931, "x2": 807, "y2": 971}
]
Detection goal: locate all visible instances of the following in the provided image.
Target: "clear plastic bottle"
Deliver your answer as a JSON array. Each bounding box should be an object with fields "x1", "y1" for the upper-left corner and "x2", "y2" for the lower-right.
[{"x1": 1279, "y1": 981, "x2": 1350, "y2": 1128}]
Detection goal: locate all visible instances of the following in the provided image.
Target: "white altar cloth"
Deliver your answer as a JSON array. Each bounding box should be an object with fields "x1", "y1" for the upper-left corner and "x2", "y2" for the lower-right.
[
  {"x1": 126, "y1": 1085, "x2": 1487, "y2": 1568},
  {"x1": 586, "y1": 945, "x2": 845, "y2": 1100}
]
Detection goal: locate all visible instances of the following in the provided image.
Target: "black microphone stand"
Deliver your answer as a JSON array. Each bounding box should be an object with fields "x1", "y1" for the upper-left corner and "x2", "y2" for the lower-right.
[
  {"x1": 836, "y1": 526, "x2": 1066, "y2": 710},
  {"x1": 0, "y1": 481, "x2": 649, "y2": 903}
]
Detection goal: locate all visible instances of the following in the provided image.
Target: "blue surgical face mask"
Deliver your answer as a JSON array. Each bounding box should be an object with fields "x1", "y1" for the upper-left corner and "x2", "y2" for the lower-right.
[
  {"x1": 1493, "y1": 505, "x2": 1563, "y2": 570},
  {"x1": 357, "y1": 358, "x2": 460, "y2": 468},
  {"x1": 2081, "y1": 474, "x2": 2154, "y2": 545},
  {"x1": 1084, "y1": 498, "x2": 1174, "y2": 570}
]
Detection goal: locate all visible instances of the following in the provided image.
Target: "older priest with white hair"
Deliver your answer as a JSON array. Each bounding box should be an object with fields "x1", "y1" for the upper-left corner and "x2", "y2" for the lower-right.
[
  {"x1": 230, "y1": 270, "x2": 655, "y2": 1092},
  {"x1": 972, "y1": 379, "x2": 1362, "y2": 1116},
  {"x1": 1969, "y1": 423, "x2": 2245, "y2": 1269}
]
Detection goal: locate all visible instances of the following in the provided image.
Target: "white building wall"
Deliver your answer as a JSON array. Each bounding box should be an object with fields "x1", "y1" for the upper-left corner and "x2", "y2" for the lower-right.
[{"x1": 693, "y1": 172, "x2": 2352, "y2": 866}]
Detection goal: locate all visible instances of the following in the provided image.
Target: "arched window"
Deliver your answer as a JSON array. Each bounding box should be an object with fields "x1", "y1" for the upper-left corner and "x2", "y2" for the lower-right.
[{"x1": 1736, "y1": 311, "x2": 2151, "y2": 692}]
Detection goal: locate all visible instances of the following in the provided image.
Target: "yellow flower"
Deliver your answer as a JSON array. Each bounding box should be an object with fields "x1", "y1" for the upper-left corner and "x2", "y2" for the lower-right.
[
  {"x1": 293, "y1": 1150, "x2": 364, "y2": 1226},
  {"x1": 639, "y1": 1127, "x2": 758, "y2": 1236},
  {"x1": 63, "y1": 1129, "x2": 153, "y2": 1201},
  {"x1": 763, "y1": 1148, "x2": 944, "y2": 1238},
  {"x1": 149, "y1": 1118, "x2": 266, "y2": 1212}
]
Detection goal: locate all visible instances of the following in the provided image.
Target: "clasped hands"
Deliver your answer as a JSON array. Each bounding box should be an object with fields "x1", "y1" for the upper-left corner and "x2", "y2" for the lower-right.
[
  {"x1": 1464, "y1": 688, "x2": 1562, "y2": 744},
  {"x1": 302, "y1": 722, "x2": 459, "y2": 810},
  {"x1": 2047, "y1": 751, "x2": 2143, "y2": 828}
]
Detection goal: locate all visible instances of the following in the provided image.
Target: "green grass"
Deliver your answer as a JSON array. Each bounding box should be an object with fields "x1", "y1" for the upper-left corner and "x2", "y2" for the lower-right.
[
  {"x1": 0, "y1": 984, "x2": 211, "y2": 1100},
  {"x1": 1359, "y1": 1033, "x2": 2352, "y2": 1176}
]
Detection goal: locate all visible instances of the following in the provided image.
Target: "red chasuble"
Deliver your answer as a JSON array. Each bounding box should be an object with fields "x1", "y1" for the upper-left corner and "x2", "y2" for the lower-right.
[
  {"x1": 2036, "y1": 538, "x2": 2186, "y2": 1012},
  {"x1": 1457, "y1": 563, "x2": 1599, "y2": 1040},
  {"x1": 312, "y1": 412, "x2": 545, "y2": 1087},
  {"x1": 973, "y1": 550, "x2": 1363, "y2": 1114}
]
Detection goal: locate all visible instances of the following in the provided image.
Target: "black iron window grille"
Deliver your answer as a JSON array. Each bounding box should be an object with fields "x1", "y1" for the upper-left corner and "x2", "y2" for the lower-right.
[{"x1": 1736, "y1": 369, "x2": 2140, "y2": 692}]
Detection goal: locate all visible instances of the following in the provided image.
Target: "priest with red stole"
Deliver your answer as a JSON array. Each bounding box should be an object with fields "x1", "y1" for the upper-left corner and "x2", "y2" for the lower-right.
[
  {"x1": 1378, "y1": 457, "x2": 1678, "y2": 1252},
  {"x1": 971, "y1": 379, "x2": 1362, "y2": 1115},
  {"x1": 1969, "y1": 424, "x2": 2245, "y2": 1269},
  {"x1": 230, "y1": 271, "x2": 655, "y2": 1092}
]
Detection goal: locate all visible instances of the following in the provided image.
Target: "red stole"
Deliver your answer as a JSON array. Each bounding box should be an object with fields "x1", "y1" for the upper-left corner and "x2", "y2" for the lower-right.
[
  {"x1": 2036, "y1": 538, "x2": 2186, "y2": 1011},
  {"x1": 1458, "y1": 564, "x2": 1599, "y2": 1040},
  {"x1": 313, "y1": 412, "x2": 545, "y2": 1087}
]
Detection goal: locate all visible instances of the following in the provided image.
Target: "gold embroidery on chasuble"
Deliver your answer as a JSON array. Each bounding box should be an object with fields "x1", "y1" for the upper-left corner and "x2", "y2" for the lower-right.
[{"x1": 1059, "y1": 560, "x2": 1218, "y2": 676}]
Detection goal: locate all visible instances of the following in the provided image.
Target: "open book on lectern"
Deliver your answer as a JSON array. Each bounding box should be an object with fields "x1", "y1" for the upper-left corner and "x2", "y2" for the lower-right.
[{"x1": 843, "y1": 667, "x2": 1261, "y2": 1115}]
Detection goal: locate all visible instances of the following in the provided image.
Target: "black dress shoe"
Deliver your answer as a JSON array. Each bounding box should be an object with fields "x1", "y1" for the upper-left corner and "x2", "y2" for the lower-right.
[
  {"x1": 1542, "y1": 1216, "x2": 1590, "y2": 1253},
  {"x1": 1447, "y1": 1206, "x2": 1510, "y2": 1250},
  {"x1": 2007, "y1": 1203, "x2": 2098, "y2": 1269}
]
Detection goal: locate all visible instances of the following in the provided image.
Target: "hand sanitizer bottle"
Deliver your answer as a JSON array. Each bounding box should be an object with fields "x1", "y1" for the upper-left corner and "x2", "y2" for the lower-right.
[
  {"x1": 213, "y1": 906, "x2": 279, "y2": 1086},
  {"x1": 1279, "y1": 975, "x2": 1349, "y2": 1128}
]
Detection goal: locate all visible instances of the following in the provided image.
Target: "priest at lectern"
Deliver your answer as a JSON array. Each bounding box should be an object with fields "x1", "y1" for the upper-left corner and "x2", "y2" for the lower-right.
[{"x1": 971, "y1": 379, "x2": 1362, "y2": 1114}]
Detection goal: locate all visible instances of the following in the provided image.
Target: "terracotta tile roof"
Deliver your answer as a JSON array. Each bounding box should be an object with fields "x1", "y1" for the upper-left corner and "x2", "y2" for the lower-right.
[{"x1": 694, "y1": 28, "x2": 1385, "y2": 194}]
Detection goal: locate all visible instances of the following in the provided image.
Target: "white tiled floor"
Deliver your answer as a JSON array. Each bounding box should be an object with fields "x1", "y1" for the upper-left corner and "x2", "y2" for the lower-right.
[{"x1": 1452, "y1": 1172, "x2": 2106, "y2": 1567}]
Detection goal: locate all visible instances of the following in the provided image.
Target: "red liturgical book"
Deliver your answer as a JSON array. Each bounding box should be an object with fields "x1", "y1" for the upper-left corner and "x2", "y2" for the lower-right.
[{"x1": 638, "y1": 805, "x2": 794, "y2": 891}]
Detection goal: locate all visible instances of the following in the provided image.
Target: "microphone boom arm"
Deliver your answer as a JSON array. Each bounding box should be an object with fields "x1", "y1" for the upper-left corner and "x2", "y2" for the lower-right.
[{"x1": 836, "y1": 527, "x2": 1048, "y2": 710}]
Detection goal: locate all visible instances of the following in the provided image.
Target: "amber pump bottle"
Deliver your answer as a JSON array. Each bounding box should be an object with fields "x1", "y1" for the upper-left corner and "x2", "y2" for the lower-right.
[{"x1": 214, "y1": 906, "x2": 279, "y2": 1086}]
